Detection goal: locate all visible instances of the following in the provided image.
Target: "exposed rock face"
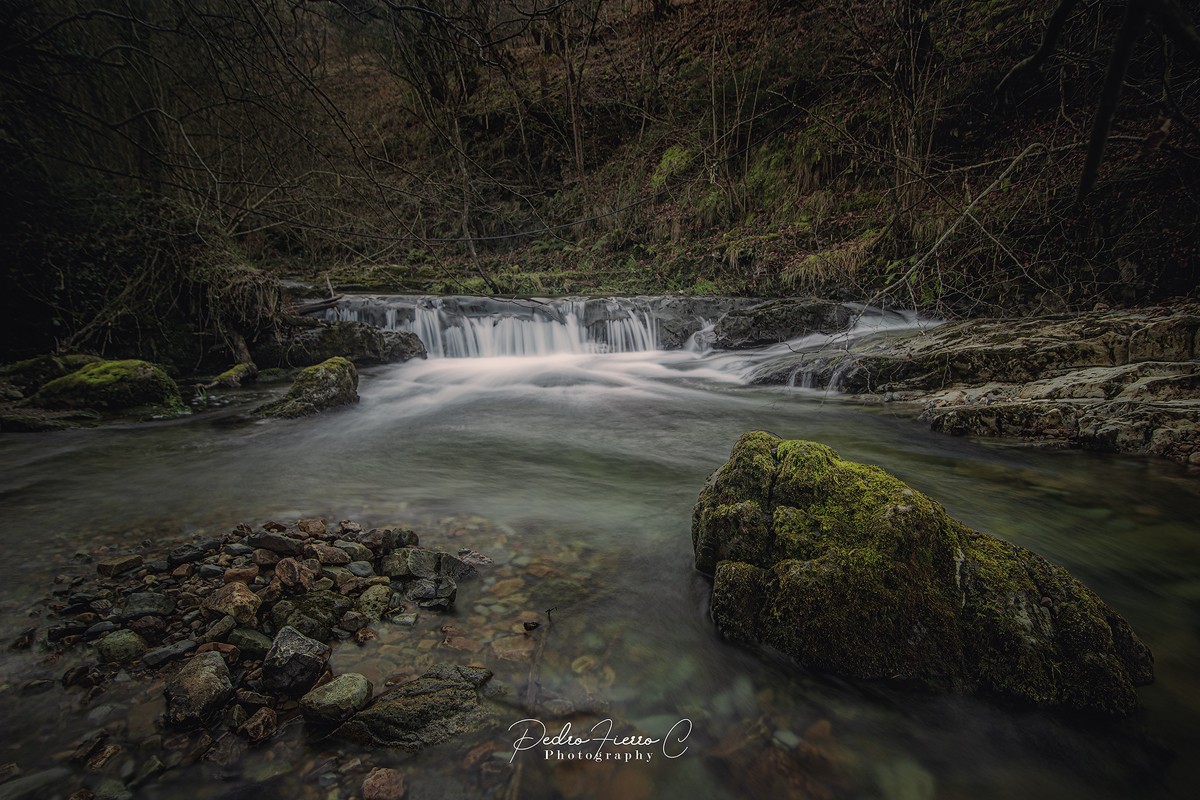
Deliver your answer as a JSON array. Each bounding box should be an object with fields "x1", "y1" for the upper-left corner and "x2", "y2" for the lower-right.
[
  {"x1": 29, "y1": 359, "x2": 184, "y2": 416},
  {"x1": 255, "y1": 321, "x2": 426, "y2": 368},
  {"x1": 710, "y1": 298, "x2": 853, "y2": 349},
  {"x1": 165, "y1": 651, "x2": 233, "y2": 726},
  {"x1": 748, "y1": 305, "x2": 1200, "y2": 465},
  {"x1": 336, "y1": 664, "x2": 493, "y2": 748},
  {"x1": 693, "y1": 431, "x2": 1154, "y2": 715},
  {"x1": 255, "y1": 356, "x2": 358, "y2": 418}
]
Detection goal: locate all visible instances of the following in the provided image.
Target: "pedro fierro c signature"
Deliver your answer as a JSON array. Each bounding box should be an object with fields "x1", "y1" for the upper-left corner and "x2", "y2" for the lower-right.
[{"x1": 508, "y1": 717, "x2": 693, "y2": 763}]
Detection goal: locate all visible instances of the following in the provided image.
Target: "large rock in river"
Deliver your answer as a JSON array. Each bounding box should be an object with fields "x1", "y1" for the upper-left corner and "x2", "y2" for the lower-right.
[
  {"x1": 255, "y1": 356, "x2": 358, "y2": 418},
  {"x1": 255, "y1": 321, "x2": 426, "y2": 368},
  {"x1": 692, "y1": 431, "x2": 1154, "y2": 715},
  {"x1": 710, "y1": 298, "x2": 852, "y2": 349},
  {"x1": 30, "y1": 359, "x2": 184, "y2": 416}
]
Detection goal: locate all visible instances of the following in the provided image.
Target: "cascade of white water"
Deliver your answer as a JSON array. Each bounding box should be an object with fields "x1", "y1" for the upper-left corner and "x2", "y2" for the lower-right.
[{"x1": 331, "y1": 296, "x2": 668, "y2": 358}]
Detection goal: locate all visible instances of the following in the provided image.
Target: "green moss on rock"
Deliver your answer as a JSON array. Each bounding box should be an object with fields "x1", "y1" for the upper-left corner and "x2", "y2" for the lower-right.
[
  {"x1": 0, "y1": 353, "x2": 102, "y2": 395},
  {"x1": 254, "y1": 356, "x2": 358, "y2": 418},
  {"x1": 30, "y1": 359, "x2": 184, "y2": 416},
  {"x1": 693, "y1": 431, "x2": 1154, "y2": 715}
]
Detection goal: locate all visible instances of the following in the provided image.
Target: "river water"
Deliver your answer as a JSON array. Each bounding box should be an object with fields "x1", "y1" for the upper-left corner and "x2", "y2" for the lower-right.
[{"x1": 0, "y1": 297, "x2": 1198, "y2": 799}]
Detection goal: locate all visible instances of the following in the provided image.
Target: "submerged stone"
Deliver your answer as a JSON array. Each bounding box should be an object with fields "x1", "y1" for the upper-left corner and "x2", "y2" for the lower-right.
[
  {"x1": 692, "y1": 431, "x2": 1154, "y2": 715},
  {"x1": 335, "y1": 664, "x2": 493, "y2": 749}
]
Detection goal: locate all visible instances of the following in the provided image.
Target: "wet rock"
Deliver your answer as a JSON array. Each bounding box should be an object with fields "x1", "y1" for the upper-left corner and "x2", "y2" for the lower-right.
[
  {"x1": 196, "y1": 564, "x2": 224, "y2": 579},
  {"x1": 224, "y1": 543, "x2": 254, "y2": 557},
  {"x1": 711, "y1": 298, "x2": 852, "y2": 349},
  {"x1": 30, "y1": 359, "x2": 184, "y2": 416},
  {"x1": 237, "y1": 707, "x2": 278, "y2": 743},
  {"x1": 300, "y1": 673, "x2": 373, "y2": 723},
  {"x1": 274, "y1": 557, "x2": 315, "y2": 591},
  {"x1": 305, "y1": 543, "x2": 350, "y2": 565},
  {"x1": 346, "y1": 560, "x2": 375, "y2": 578},
  {"x1": 693, "y1": 432, "x2": 1155, "y2": 715},
  {"x1": 119, "y1": 592, "x2": 175, "y2": 620},
  {"x1": 272, "y1": 590, "x2": 352, "y2": 640},
  {"x1": 202, "y1": 615, "x2": 238, "y2": 644},
  {"x1": 380, "y1": 548, "x2": 440, "y2": 579},
  {"x1": 262, "y1": 626, "x2": 330, "y2": 695},
  {"x1": 254, "y1": 356, "x2": 358, "y2": 418},
  {"x1": 246, "y1": 531, "x2": 302, "y2": 555},
  {"x1": 126, "y1": 615, "x2": 166, "y2": 643},
  {"x1": 85, "y1": 621, "x2": 119, "y2": 639},
  {"x1": 96, "y1": 555, "x2": 142, "y2": 578},
  {"x1": 334, "y1": 540, "x2": 373, "y2": 561},
  {"x1": 336, "y1": 664, "x2": 493, "y2": 749},
  {"x1": 96, "y1": 630, "x2": 148, "y2": 664},
  {"x1": 361, "y1": 767, "x2": 407, "y2": 800},
  {"x1": 203, "y1": 582, "x2": 261, "y2": 626},
  {"x1": 142, "y1": 639, "x2": 197, "y2": 667},
  {"x1": 254, "y1": 321, "x2": 426, "y2": 369},
  {"x1": 438, "y1": 553, "x2": 477, "y2": 581},
  {"x1": 227, "y1": 628, "x2": 273, "y2": 659},
  {"x1": 165, "y1": 651, "x2": 233, "y2": 727},
  {"x1": 356, "y1": 584, "x2": 392, "y2": 623},
  {"x1": 167, "y1": 542, "x2": 215, "y2": 566},
  {"x1": 406, "y1": 577, "x2": 456, "y2": 611}
]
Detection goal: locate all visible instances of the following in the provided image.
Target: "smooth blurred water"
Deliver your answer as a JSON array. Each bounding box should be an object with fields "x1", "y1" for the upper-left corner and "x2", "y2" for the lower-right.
[{"x1": 1, "y1": 340, "x2": 1198, "y2": 799}]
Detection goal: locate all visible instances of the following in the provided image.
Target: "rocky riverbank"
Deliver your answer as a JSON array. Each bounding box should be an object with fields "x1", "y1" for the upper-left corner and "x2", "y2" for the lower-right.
[{"x1": 744, "y1": 303, "x2": 1200, "y2": 468}]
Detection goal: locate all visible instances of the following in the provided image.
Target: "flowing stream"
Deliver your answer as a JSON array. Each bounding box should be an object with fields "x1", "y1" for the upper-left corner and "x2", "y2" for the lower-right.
[{"x1": 1, "y1": 296, "x2": 1198, "y2": 799}]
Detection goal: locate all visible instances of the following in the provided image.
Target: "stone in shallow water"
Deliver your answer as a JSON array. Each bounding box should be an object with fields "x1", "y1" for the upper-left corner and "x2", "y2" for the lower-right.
[
  {"x1": 693, "y1": 431, "x2": 1155, "y2": 715},
  {"x1": 406, "y1": 577, "x2": 456, "y2": 611},
  {"x1": 119, "y1": 592, "x2": 175, "y2": 620},
  {"x1": 335, "y1": 664, "x2": 492, "y2": 749},
  {"x1": 165, "y1": 651, "x2": 232, "y2": 727},
  {"x1": 96, "y1": 555, "x2": 142, "y2": 578},
  {"x1": 262, "y1": 625, "x2": 330, "y2": 696},
  {"x1": 95, "y1": 630, "x2": 148, "y2": 664},
  {"x1": 142, "y1": 639, "x2": 197, "y2": 667},
  {"x1": 300, "y1": 673, "x2": 373, "y2": 723}
]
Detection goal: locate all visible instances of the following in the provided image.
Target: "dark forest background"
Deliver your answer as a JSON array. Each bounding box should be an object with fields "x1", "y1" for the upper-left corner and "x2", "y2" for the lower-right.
[{"x1": 3, "y1": 0, "x2": 1199, "y2": 365}]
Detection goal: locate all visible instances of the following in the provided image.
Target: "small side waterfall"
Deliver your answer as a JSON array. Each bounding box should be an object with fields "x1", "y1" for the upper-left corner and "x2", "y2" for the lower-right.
[{"x1": 327, "y1": 295, "x2": 737, "y2": 358}]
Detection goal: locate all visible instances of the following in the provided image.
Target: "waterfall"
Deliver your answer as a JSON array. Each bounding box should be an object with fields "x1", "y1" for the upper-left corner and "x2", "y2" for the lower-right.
[{"x1": 327, "y1": 295, "x2": 734, "y2": 358}]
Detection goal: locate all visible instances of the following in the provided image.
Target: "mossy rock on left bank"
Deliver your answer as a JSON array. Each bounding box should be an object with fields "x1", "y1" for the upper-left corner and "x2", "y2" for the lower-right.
[
  {"x1": 255, "y1": 357, "x2": 358, "y2": 418},
  {"x1": 693, "y1": 431, "x2": 1155, "y2": 715},
  {"x1": 30, "y1": 359, "x2": 185, "y2": 416}
]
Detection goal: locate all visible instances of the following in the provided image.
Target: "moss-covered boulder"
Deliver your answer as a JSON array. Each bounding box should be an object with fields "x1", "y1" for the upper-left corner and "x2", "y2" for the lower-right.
[
  {"x1": 0, "y1": 353, "x2": 102, "y2": 396},
  {"x1": 255, "y1": 357, "x2": 358, "y2": 418},
  {"x1": 254, "y1": 321, "x2": 426, "y2": 368},
  {"x1": 30, "y1": 359, "x2": 184, "y2": 416},
  {"x1": 693, "y1": 431, "x2": 1154, "y2": 715}
]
